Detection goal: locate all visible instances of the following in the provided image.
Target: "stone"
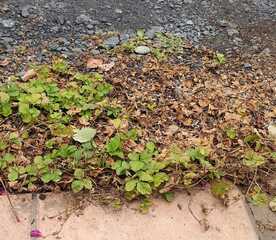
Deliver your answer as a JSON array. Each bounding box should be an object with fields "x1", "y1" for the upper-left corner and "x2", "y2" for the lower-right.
[
  {"x1": 103, "y1": 36, "x2": 120, "y2": 49},
  {"x1": 243, "y1": 63, "x2": 252, "y2": 69},
  {"x1": 269, "y1": 197, "x2": 276, "y2": 212},
  {"x1": 76, "y1": 14, "x2": 91, "y2": 24},
  {"x1": 115, "y1": 8, "x2": 123, "y2": 14},
  {"x1": 227, "y1": 28, "x2": 239, "y2": 36},
  {"x1": 260, "y1": 48, "x2": 271, "y2": 56},
  {"x1": 21, "y1": 6, "x2": 30, "y2": 17},
  {"x1": 1, "y1": 19, "x2": 15, "y2": 28},
  {"x1": 268, "y1": 124, "x2": 276, "y2": 139},
  {"x1": 134, "y1": 46, "x2": 151, "y2": 55},
  {"x1": 186, "y1": 20, "x2": 194, "y2": 25}
]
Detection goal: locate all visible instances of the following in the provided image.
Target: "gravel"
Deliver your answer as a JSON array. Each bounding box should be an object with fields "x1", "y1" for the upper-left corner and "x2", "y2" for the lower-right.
[{"x1": 0, "y1": 0, "x2": 275, "y2": 56}]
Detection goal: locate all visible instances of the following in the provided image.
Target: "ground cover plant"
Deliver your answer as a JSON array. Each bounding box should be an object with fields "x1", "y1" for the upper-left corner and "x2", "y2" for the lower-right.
[{"x1": 0, "y1": 32, "x2": 275, "y2": 209}]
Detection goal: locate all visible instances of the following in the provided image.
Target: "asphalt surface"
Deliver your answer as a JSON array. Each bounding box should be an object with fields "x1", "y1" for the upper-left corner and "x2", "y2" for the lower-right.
[{"x1": 0, "y1": 0, "x2": 276, "y2": 54}]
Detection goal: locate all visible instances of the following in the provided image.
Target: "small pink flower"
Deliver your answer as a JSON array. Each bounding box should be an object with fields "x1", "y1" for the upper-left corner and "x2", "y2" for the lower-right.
[{"x1": 30, "y1": 229, "x2": 43, "y2": 238}]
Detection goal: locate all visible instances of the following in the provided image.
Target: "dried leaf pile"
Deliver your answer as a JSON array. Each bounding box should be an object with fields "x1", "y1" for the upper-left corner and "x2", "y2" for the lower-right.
[{"x1": 0, "y1": 33, "x2": 275, "y2": 204}]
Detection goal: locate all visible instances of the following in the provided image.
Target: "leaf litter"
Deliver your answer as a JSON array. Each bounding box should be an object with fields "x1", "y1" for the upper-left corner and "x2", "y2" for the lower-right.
[{"x1": 0, "y1": 33, "x2": 275, "y2": 215}]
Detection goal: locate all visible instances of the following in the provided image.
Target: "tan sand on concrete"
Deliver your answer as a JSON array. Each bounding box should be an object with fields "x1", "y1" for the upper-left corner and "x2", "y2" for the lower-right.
[
  {"x1": 0, "y1": 194, "x2": 32, "y2": 239},
  {"x1": 0, "y1": 188, "x2": 259, "y2": 240}
]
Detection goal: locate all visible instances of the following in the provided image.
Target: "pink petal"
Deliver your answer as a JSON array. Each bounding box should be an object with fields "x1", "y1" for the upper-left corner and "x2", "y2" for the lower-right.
[{"x1": 30, "y1": 229, "x2": 43, "y2": 238}]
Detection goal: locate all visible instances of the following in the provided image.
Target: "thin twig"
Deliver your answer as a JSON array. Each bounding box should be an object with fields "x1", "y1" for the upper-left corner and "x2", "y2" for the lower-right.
[
  {"x1": 246, "y1": 168, "x2": 257, "y2": 196},
  {"x1": 0, "y1": 178, "x2": 20, "y2": 222},
  {"x1": 187, "y1": 197, "x2": 201, "y2": 224}
]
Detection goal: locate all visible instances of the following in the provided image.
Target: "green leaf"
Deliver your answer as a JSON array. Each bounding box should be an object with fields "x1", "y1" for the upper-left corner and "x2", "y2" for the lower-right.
[
  {"x1": 125, "y1": 179, "x2": 138, "y2": 192},
  {"x1": 225, "y1": 128, "x2": 237, "y2": 140},
  {"x1": 140, "y1": 151, "x2": 152, "y2": 162},
  {"x1": 106, "y1": 136, "x2": 121, "y2": 153},
  {"x1": 73, "y1": 128, "x2": 96, "y2": 143},
  {"x1": 128, "y1": 152, "x2": 140, "y2": 161},
  {"x1": 0, "y1": 92, "x2": 10, "y2": 102},
  {"x1": 74, "y1": 168, "x2": 84, "y2": 179},
  {"x1": 82, "y1": 178, "x2": 93, "y2": 190},
  {"x1": 0, "y1": 102, "x2": 12, "y2": 117},
  {"x1": 163, "y1": 192, "x2": 175, "y2": 202},
  {"x1": 52, "y1": 59, "x2": 68, "y2": 74},
  {"x1": 111, "y1": 150, "x2": 124, "y2": 159},
  {"x1": 243, "y1": 151, "x2": 265, "y2": 168},
  {"x1": 71, "y1": 180, "x2": 84, "y2": 193},
  {"x1": 139, "y1": 172, "x2": 154, "y2": 182},
  {"x1": 146, "y1": 142, "x2": 155, "y2": 153},
  {"x1": 74, "y1": 169, "x2": 85, "y2": 180},
  {"x1": 136, "y1": 182, "x2": 152, "y2": 195},
  {"x1": 41, "y1": 170, "x2": 62, "y2": 183},
  {"x1": 106, "y1": 107, "x2": 121, "y2": 118},
  {"x1": 111, "y1": 118, "x2": 121, "y2": 129},
  {"x1": 249, "y1": 188, "x2": 268, "y2": 206},
  {"x1": 167, "y1": 145, "x2": 190, "y2": 167},
  {"x1": 126, "y1": 129, "x2": 138, "y2": 141},
  {"x1": 211, "y1": 180, "x2": 232, "y2": 199},
  {"x1": 8, "y1": 169, "x2": 19, "y2": 181},
  {"x1": 187, "y1": 147, "x2": 209, "y2": 161},
  {"x1": 130, "y1": 160, "x2": 144, "y2": 172},
  {"x1": 271, "y1": 152, "x2": 276, "y2": 159},
  {"x1": 112, "y1": 160, "x2": 129, "y2": 175},
  {"x1": 244, "y1": 134, "x2": 259, "y2": 144},
  {"x1": 139, "y1": 198, "x2": 152, "y2": 214},
  {"x1": 0, "y1": 140, "x2": 7, "y2": 151},
  {"x1": 41, "y1": 173, "x2": 53, "y2": 183},
  {"x1": 153, "y1": 172, "x2": 169, "y2": 187},
  {"x1": 136, "y1": 29, "x2": 145, "y2": 38},
  {"x1": 45, "y1": 139, "x2": 55, "y2": 149},
  {"x1": 51, "y1": 169, "x2": 62, "y2": 182},
  {"x1": 3, "y1": 153, "x2": 15, "y2": 162},
  {"x1": 215, "y1": 53, "x2": 226, "y2": 64}
]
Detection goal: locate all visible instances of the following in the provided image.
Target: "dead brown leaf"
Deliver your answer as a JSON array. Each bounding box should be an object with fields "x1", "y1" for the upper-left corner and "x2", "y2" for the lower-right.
[
  {"x1": 86, "y1": 58, "x2": 104, "y2": 69},
  {"x1": 22, "y1": 69, "x2": 37, "y2": 81}
]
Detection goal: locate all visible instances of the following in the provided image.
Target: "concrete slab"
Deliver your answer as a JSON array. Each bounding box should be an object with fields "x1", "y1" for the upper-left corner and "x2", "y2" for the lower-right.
[
  {"x1": 0, "y1": 194, "x2": 32, "y2": 239},
  {"x1": 248, "y1": 203, "x2": 276, "y2": 240},
  {"x1": 0, "y1": 188, "x2": 259, "y2": 240},
  {"x1": 36, "y1": 189, "x2": 258, "y2": 240}
]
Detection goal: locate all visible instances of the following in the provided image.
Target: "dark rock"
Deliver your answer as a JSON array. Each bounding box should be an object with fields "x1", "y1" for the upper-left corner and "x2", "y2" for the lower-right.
[{"x1": 243, "y1": 63, "x2": 252, "y2": 69}]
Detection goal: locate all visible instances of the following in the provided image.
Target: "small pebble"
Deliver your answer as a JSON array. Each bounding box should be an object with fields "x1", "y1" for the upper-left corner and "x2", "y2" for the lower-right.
[
  {"x1": 243, "y1": 63, "x2": 252, "y2": 69},
  {"x1": 103, "y1": 36, "x2": 120, "y2": 49},
  {"x1": 2, "y1": 19, "x2": 15, "y2": 28},
  {"x1": 134, "y1": 46, "x2": 151, "y2": 55}
]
